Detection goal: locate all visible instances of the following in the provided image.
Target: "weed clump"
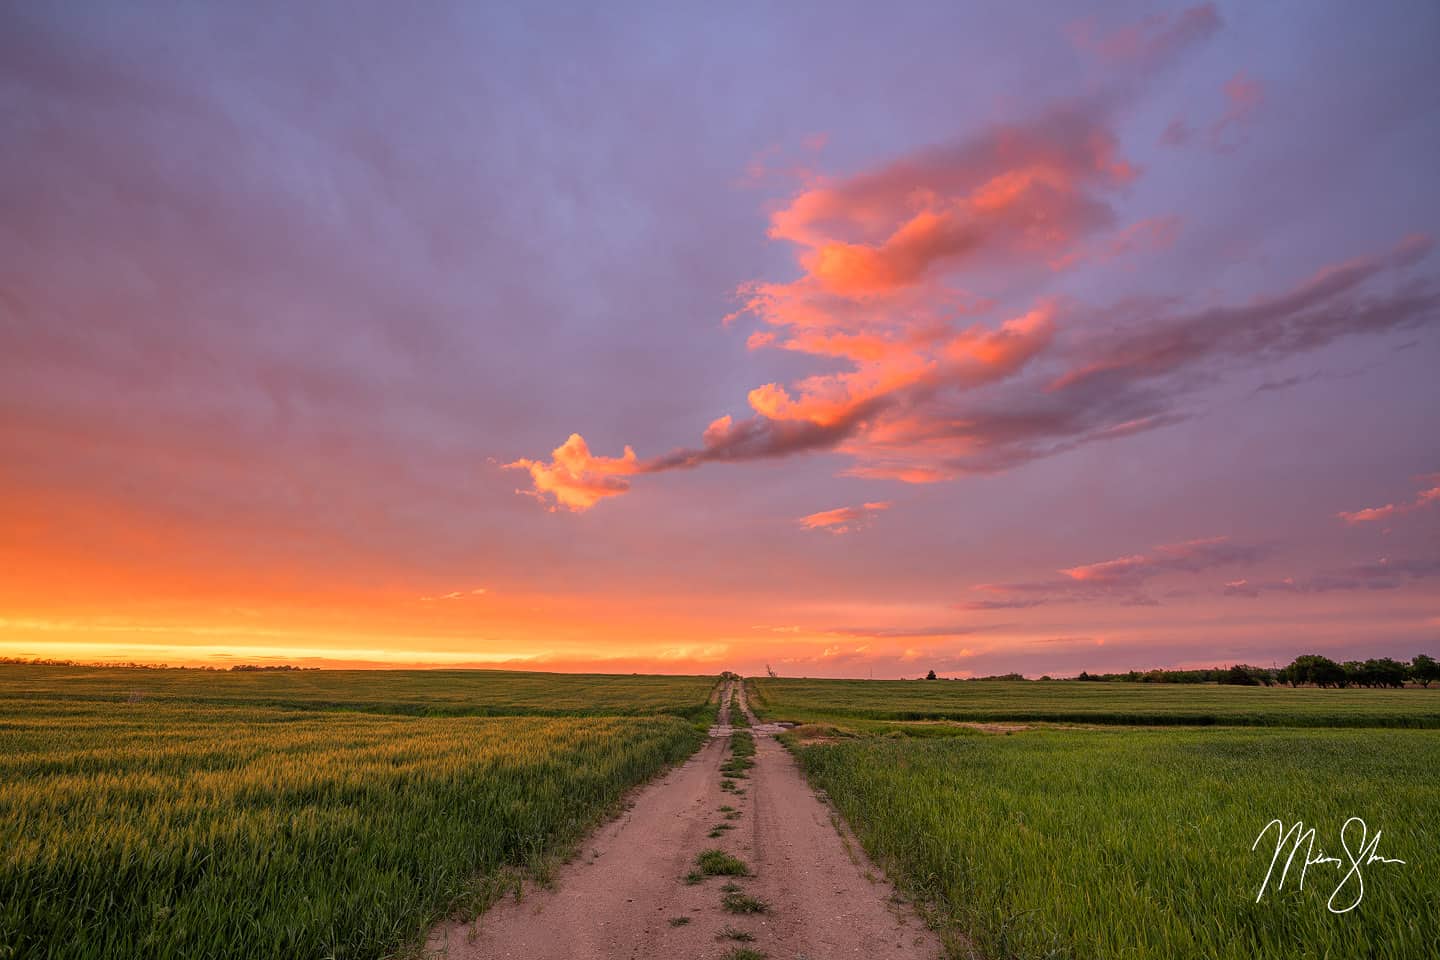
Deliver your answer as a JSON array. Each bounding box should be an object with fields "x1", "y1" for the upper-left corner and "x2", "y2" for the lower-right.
[
  {"x1": 718, "y1": 925, "x2": 755, "y2": 942},
  {"x1": 721, "y1": 890, "x2": 770, "y2": 914},
  {"x1": 696, "y1": 849, "x2": 750, "y2": 876},
  {"x1": 721, "y1": 730, "x2": 757, "y2": 778}
]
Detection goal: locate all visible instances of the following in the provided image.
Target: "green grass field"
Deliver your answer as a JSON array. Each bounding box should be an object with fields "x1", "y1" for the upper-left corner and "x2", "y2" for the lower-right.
[
  {"x1": 8, "y1": 666, "x2": 1437, "y2": 959},
  {"x1": 752, "y1": 677, "x2": 1440, "y2": 959},
  {"x1": 793, "y1": 728, "x2": 1439, "y2": 959},
  {"x1": 1, "y1": 665, "x2": 718, "y2": 721},
  {"x1": 0, "y1": 668, "x2": 712, "y2": 960},
  {"x1": 750, "y1": 676, "x2": 1440, "y2": 727}
]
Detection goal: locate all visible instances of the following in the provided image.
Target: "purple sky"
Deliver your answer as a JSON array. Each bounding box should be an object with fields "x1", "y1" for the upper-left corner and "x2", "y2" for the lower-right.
[{"x1": 2, "y1": 1, "x2": 1438, "y2": 676}]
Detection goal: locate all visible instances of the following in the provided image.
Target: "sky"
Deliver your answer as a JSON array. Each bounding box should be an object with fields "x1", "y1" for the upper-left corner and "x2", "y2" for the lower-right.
[{"x1": 2, "y1": 1, "x2": 1438, "y2": 677}]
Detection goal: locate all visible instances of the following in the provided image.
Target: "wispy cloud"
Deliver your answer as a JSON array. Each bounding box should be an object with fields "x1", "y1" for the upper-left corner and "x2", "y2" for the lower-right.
[
  {"x1": 1209, "y1": 70, "x2": 1264, "y2": 148},
  {"x1": 823, "y1": 623, "x2": 993, "y2": 640},
  {"x1": 798, "y1": 501, "x2": 891, "y2": 534},
  {"x1": 1050, "y1": 234, "x2": 1435, "y2": 392},
  {"x1": 1068, "y1": 4, "x2": 1222, "y2": 70},
  {"x1": 1337, "y1": 473, "x2": 1440, "y2": 524},
  {"x1": 1224, "y1": 554, "x2": 1440, "y2": 597},
  {"x1": 419, "y1": 587, "x2": 488, "y2": 602},
  {"x1": 1159, "y1": 64, "x2": 1263, "y2": 154},
  {"x1": 959, "y1": 536, "x2": 1263, "y2": 608}
]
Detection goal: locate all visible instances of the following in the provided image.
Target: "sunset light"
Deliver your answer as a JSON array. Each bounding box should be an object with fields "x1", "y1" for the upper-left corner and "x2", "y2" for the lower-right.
[
  {"x1": 5, "y1": 5, "x2": 1438, "y2": 959},
  {"x1": 2, "y1": 2, "x2": 1435, "y2": 678}
]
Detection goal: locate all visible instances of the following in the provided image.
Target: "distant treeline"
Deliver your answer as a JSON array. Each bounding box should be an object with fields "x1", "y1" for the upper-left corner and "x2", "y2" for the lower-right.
[
  {"x1": 930, "y1": 654, "x2": 1438, "y2": 687},
  {"x1": 1061, "y1": 654, "x2": 1437, "y2": 688},
  {"x1": 227, "y1": 664, "x2": 316, "y2": 671},
  {"x1": 0, "y1": 657, "x2": 317, "y2": 672}
]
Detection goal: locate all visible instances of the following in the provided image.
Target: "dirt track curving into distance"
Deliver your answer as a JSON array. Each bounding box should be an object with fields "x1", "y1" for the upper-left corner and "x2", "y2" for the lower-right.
[{"x1": 424, "y1": 678, "x2": 942, "y2": 959}]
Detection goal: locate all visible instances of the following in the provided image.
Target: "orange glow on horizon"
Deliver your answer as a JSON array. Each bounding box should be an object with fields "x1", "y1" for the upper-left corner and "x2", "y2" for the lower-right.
[{"x1": 5, "y1": 4, "x2": 1436, "y2": 683}]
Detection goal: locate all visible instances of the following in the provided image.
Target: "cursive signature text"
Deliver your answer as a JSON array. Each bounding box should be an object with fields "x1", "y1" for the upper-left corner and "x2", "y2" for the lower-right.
[{"x1": 1251, "y1": 817, "x2": 1406, "y2": 913}]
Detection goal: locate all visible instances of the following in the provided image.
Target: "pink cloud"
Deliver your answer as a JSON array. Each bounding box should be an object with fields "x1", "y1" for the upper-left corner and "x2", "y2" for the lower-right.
[
  {"x1": 798, "y1": 500, "x2": 892, "y2": 534},
  {"x1": 766, "y1": 104, "x2": 1135, "y2": 295},
  {"x1": 1062, "y1": 554, "x2": 1150, "y2": 583},
  {"x1": 1337, "y1": 503, "x2": 1403, "y2": 524},
  {"x1": 505, "y1": 434, "x2": 644, "y2": 512},
  {"x1": 1337, "y1": 473, "x2": 1440, "y2": 524}
]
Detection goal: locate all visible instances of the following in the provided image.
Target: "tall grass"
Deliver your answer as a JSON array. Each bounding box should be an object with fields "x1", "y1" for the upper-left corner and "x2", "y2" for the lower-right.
[
  {"x1": 794, "y1": 728, "x2": 1440, "y2": 959},
  {"x1": 751, "y1": 677, "x2": 1440, "y2": 728},
  {"x1": 0, "y1": 697, "x2": 702, "y2": 959}
]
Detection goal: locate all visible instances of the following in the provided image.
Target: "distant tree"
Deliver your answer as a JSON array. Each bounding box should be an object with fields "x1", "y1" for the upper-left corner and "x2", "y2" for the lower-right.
[
  {"x1": 925, "y1": 669, "x2": 938, "y2": 680},
  {"x1": 1285, "y1": 654, "x2": 1346, "y2": 688},
  {"x1": 1221, "y1": 664, "x2": 1277, "y2": 686},
  {"x1": 1411, "y1": 654, "x2": 1439, "y2": 688},
  {"x1": 1220, "y1": 664, "x2": 1259, "y2": 685},
  {"x1": 1284, "y1": 655, "x2": 1309, "y2": 685},
  {"x1": 1366, "y1": 657, "x2": 1409, "y2": 689},
  {"x1": 1312, "y1": 657, "x2": 1347, "y2": 688},
  {"x1": 765, "y1": 664, "x2": 778, "y2": 679}
]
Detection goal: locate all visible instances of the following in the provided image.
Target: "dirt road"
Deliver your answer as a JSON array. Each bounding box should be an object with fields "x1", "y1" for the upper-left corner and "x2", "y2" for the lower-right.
[{"x1": 425, "y1": 679, "x2": 941, "y2": 959}]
